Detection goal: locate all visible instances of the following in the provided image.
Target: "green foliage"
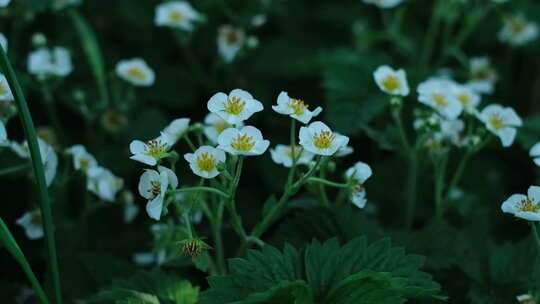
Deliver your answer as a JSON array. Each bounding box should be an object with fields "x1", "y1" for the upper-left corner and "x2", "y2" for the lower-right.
[
  {"x1": 201, "y1": 237, "x2": 442, "y2": 304},
  {"x1": 90, "y1": 269, "x2": 199, "y2": 304}
]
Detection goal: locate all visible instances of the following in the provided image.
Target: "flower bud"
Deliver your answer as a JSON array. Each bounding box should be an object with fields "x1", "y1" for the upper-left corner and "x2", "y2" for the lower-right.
[{"x1": 180, "y1": 238, "x2": 210, "y2": 257}]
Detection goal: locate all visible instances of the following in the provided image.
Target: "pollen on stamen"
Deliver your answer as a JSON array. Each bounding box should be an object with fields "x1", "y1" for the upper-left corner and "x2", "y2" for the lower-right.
[
  {"x1": 313, "y1": 130, "x2": 335, "y2": 149},
  {"x1": 457, "y1": 94, "x2": 470, "y2": 106},
  {"x1": 145, "y1": 139, "x2": 168, "y2": 159},
  {"x1": 489, "y1": 114, "x2": 506, "y2": 131},
  {"x1": 196, "y1": 152, "x2": 217, "y2": 172},
  {"x1": 231, "y1": 133, "x2": 255, "y2": 151},
  {"x1": 149, "y1": 181, "x2": 162, "y2": 199},
  {"x1": 518, "y1": 199, "x2": 540, "y2": 213},
  {"x1": 127, "y1": 67, "x2": 146, "y2": 81},
  {"x1": 223, "y1": 97, "x2": 246, "y2": 115},
  {"x1": 433, "y1": 93, "x2": 448, "y2": 107},
  {"x1": 382, "y1": 75, "x2": 400, "y2": 92},
  {"x1": 288, "y1": 98, "x2": 308, "y2": 116},
  {"x1": 168, "y1": 11, "x2": 184, "y2": 23}
]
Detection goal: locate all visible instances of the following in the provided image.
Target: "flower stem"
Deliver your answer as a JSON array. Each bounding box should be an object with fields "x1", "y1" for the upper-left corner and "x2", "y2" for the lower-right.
[
  {"x1": 420, "y1": 0, "x2": 442, "y2": 67},
  {"x1": 212, "y1": 199, "x2": 226, "y2": 274},
  {"x1": 433, "y1": 153, "x2": 449, "y2": 218},
  {"x1": 227, "y1": 156, "x2": 249, "y2": 241},
  {"x1": 167, "y1": 186, "x2": 230, "y2": 198},
  {"x1": 0, "y1": 44, "x2": 63, "y2": 304},
  {"x1": 183, "y1": 134, "x2": 196, "y2": 152},
  {"x1": 287, "y1": 118, "x2": 298, "y2": 188},
  {"x1": 0, "y1": 218, "x2": 51, "y2": 304},
  {"x1": 0, "y1": 163, "x2": 31, "y2": 176},
  {"x1": 531, "y1": 223, "x2": 540, "y2": 253},
  {"x1": 307, "y1": 177, "x2": 350, "y2": 189}
]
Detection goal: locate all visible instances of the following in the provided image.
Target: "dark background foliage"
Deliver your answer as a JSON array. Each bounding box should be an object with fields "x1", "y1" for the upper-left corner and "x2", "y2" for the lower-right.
[{"x1": 1, "y1": 0, "x2": 540, "y2": 303}]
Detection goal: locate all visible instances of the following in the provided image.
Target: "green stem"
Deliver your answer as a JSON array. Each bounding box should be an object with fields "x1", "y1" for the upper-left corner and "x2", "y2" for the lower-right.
[
  {"x1": 420, "y1": 0, "x2": 442, "y2": 67},
  {"x1": 212, "y1": 200, "x2": 226, "y2": 274},
  {"x1": 0, "y1": 218, "x2": 51, "y2": 304},
  {"x1": 183, "y1": 134, "x2": 196, "y2": 152},
  {"x1": 531, "y1": 223, "x2": 540, "y2": 253},
  {"x1": 434, "y1": 153, "x2": 449, "y2": 218},
  {"x1": 167, "y1": 186, "x2": 230, "y2": 198},
  {"x1": 404, "y1": 153, "x2": 418, "y2": 228},
  {"x1": 227, "y1": 157, "x2": 249, "y2": 241},
  {"x1": 391, "y1": 104, "x2": 411, "y2": 153},
  {"x1": 0, "y1": 163, "x2": 31, "y2": 176},
  {"x1": 0, "y1": 44, "x2": 63, "y2": 304},
  {"x1": 307, "y1": 177, "x2": 350, "y2": 189},
  {"x1": 40, "y1": 84, "x2": 66, "y2": 144},
  {"x1": 318, "y1": 159, "x2": 330, "y2": 207},
  {"x1": 287, "y1": 118, "x2": 298, "y2": 187}
]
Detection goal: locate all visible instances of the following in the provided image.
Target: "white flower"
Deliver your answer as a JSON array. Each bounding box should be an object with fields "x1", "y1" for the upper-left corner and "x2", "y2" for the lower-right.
[
  {"x1": 207, "y1": 89, "x2": 263, "y2": 125},
  {"x1": 138, "y1": 166, "x2": 178, "y2": 220},
  {"x1": 0, "y1": 120, "x2": 8, "y2": 146},
  {"x1": 438, "y1": 119, "x2": 465, "y2": 147},
  {"x1": 163, "y1": 118, "x2": 190, "y2": 144},
  {"x1": 155, "y1": 1, "x2": 200, "y2": 31},
  {"x1": 345, "y1": 162, "x2": 373, "y2": 209},
  {"x1": 299, "y1": 121, "x2": 349, "y2": 156},
  {"x1": 362, "y1": 0, "x2": 404, "y2": 8},
  {"x1": 184, "y1": 145, "x2": 226, "y2": 178},
  {"x1": 501, "y1": 186, "x2": 540, "y2": 221},
  {"x1": 87, "y1": 167, "x2": 123, "y2": 202},
  {"x1": 0, "y1": 33, "x2": 7, "y2": 52},
  {"x1": 66, "y1": 145, "x2": 98, "y2": 172},
  {"x1": 373, "y1": 65, "x2": 409, "y2": 96},
  {"x1": 27, "y1": 47, "x2": 73, "y2": 77},
  {"x1": 478, "y1": 104, "x2": 522, "y2": 147},
  {"x1": 345, "y1": 161, "x2": 373, "y2": 183},
  {"x1": 467, "y1": 57, "x2": 497, "y2": 95},
  {"x1": 251, "y1": 14, "x2": 267, "y2": 27},
  {"x1": 217, "y1": 126, "x2": 270, "y2": 156},
  {"x1": 115, "y1": 58, "x2": 155, "y2": 87},
  {"x1": 0, "y1": 0, "x2": 10, "y2": 7},
  {"x1": 218, "y1": 25, "x2": 245, "y2": 62},
  {"x1": 270, "y1": 144, "x2": 314, "y2": 168},
  {"x1": 451, "y1": 84, "x2": 480, "y2": 112},
  {"x1": 130, "y1": 132, "x2": 174, "y2": 166},
  {"x1": 52, "y1": 0, "x2": 82, "y2": 9},
  {"x1": 335, "y1": 143, "x2": 354, "y2": 157},
  {"x1": 516, "y1": 294, "x2": 534, "y2": 304},
  {"x1": 529, "y1": 142, "x2": 540, "y2": 167},
  {"x1": 0, "y1": 74, "x2": 13, "y2": 101},
  {"x1": 417, "y1": 78, "x2": 463, "y2": 119},
  {"x1": 203, "y1": 113, "x2": 243, "y2": 143},
  {"x1": 272, "y1": 91, "x2": 322, "y2": 124},
  {"x1": 499, "y1": 15, "x2": 538, "y2": 46},
  {"x1": 16, "y1": 211, "x2": 44, "y2": 240}
]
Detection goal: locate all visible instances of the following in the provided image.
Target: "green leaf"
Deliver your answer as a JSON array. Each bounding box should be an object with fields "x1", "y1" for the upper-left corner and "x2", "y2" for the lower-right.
[{"x1": 201, "y1": 237, "x2": 441, "y2": 304}]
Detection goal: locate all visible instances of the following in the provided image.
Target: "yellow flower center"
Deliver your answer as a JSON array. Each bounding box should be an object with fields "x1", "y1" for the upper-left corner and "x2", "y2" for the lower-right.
[
  {"x1": 214, "y1": 121, "x2": 230, "y2": 134},
  {"x1": 510, "y1": 20, "x2": 526, "y2": 35},
  {"x1": 313, "y1": 130, "x2": 335, "y2": 149},
  {"x1": 433, "y1": 93, "x2": 448, "y2": 108},
  {"x1": 196, "y1": 152, "x2": 217, "y2": 172},
  {"x1": 288, "y1": 98, "x2": 308, "y2": 116},
  {"x1": 473, "y1": 67, "x2": 494, "y2": 81},
  {"x1": 149, "y1": 181, "x2": 162, "y2": 199},
  {"x1": 79, "y1": 158, "x2": 90, "y2": 171},
  {"x1": 285, "y1": 146, "x2": 303, "y2": 159},
  {"x1": 145, "y1": 139, "x2": 168, "y2": 159},
  {"x1": 0, "y1": 83, "x2": 7, "y2": 96},
  {"x1": 352, "y1": 184, "x2": 364, "y2": 196},
  {"x1": 127, "y1": 67, "x2": 146, "y2": 81},
  {"x1": 489, "y1": 114, "x2": 506, "y2": 130},
  {"x1": 31, "y1": 211, "x2": 43, "y2": 227},
  {"x1": 223, "y1": 97, "x2": 246, "y2": 115},
  {"x1": 457, "y1": 93, "x2": 470, "y2": 106},
  {"x1": 168, "y1": 10, "x2": 184, "y2": 23},
  {"x1": 226, "y1": 31, "x2": 240, "y2": 44},
  {"x1": 518, "y1": 199, "x2": 540, "y2": 213},
  {"x1": 425, "y1": 138, "x2": 443, "y2": 151},
  {"x1": 382, "y1": 75, "x2": 400, "y2": 92},
  {"x1": 231, "y1": 133, "x2": 255, "y2": 151}
]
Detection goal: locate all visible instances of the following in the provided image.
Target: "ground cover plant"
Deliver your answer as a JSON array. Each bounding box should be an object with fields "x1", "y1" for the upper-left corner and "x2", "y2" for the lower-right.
[{"x1": 1, "y1": 0, "x2": 540, "y2": 303}]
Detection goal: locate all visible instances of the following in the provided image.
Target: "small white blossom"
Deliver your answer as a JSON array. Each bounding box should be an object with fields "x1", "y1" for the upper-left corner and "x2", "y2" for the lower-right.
[
  {"x1": 163, "y1": 118, "x2": 190, "y2": 144},
  {"x1": 52, "y1": 0, "x2": 82, "y2": 9},
  {"x1": 529, "y1": 142, "x2": 540, "y2": 167},
  {"x1": 138, "y1": 166, "x2": 178, "y2": 220},
  {"x1": 251, "y1": 14, "x2": 267, "y2": 27},
  {"x1": 0, "y1": 74, "x2": 13, "y2": 101},
  {"x1": 66, "y1": 145, "x2": 98, "y2": 172},
  {"x1": 438, "y1": 119, "x2": 465, "y2": 146},
  {"x1": 501, "y1": 186, "x2": 540, "y2": 221},
  {"x1": 16, "y1": 211, "x2": 43, "y2": 240},
  {"x1": 478, "y1": 104, "x2": 522, "y2": 147},
  {"x1": 451, "y1": 84, "x2": 480, "y2": 112},
  {"x1": 27, "y1": 47, "x2": 73, "y2": 77},
  {"x1": 0, "y1": 0, "x2": 10, "y2": 7},
  {"x1": 272, "y1": 91, "x2": 322, "y2": 124},
  {"x1": 218, "y1": 25, "x2": 245, "y2": 63},
  {"x1": 417, "y1": 78, "x2": 463, "y2": 119},
  {"x1": 207, "y1": 89, "x2": 263, "y2": 125},
  {"x1": 345, "y1": 162, "x2": 373, "y2": 208},
  {"x1": 499, "y1": 14, "x2": 538, "y2": 46},
  {"x1": 373, "y1": 65, "x2": 409, "y2": 96},
  {"x1": 203, "y1": 113, "x2": 242, "y2": 143},
  {"x1": 115, "y1": 58, "x2": 155, "y2": 87},
  {"x1": 217, "y1": 126, "x2": 270, "y2": 156},
  {"x1": 184, "y1": 145, "x2": 226, "y2": 178},
  {"x1": 0, "y1": 33, "x2": 7, "y2": 52},
  {"x1": 362, "y1": 0, "x2": 404, "y2": 8},
  {"x1": 516, "y1": 294, "x2": 534, "y2": 304},
  {"x1": 155, "y1": 1, "x2": 200, "y2": 31},
  {"x1": 270, "y1": 144, "x2": 314, "y2": 168},
  {"x1": 467, "y1": 57, "x2": 498, "y2": 95},
  {"x1": 87, "y1": 167, "x2": 123, "y2": 202},
  {"x1": 133, "y1": 249, "x2": 168, "y2": 266},
  {"x1": 299, "y1": 121, "x2": 349, "y2": 156},
  {"x1": 130, "y1": 132, "x2": 174, "y2": 166}
]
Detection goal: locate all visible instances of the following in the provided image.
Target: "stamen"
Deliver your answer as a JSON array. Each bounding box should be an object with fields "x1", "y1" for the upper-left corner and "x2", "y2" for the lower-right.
[
  {"x1": 288, "y1": 98, "x2": 308, "y2": 116},
  {"x1": 223, "y1": 97, "x2": 246, "y2": 115},
  {"x1": 231, "y1": 133, "x2": 255, "y2": 151},
  {"x1": 196, "y1": 152, "x2": 217, "y2": 172},
  {"x1": 313, "y1": 130, "x2": 335, "y2": 149},
  {"x1": 382, "y1": 75, "x2": 400, "y2": 91}
]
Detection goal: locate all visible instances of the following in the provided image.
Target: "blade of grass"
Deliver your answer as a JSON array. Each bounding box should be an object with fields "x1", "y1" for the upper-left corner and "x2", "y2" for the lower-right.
[
  {"x1": 0, "y1": 218, "x2": 51, "y2": 304},
  {"x1": 0, "y1": 47, "x2": 63, "y2": 304},
  {"x1": 67, "y1": 9, "x2": 109, "y2": 111}
]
